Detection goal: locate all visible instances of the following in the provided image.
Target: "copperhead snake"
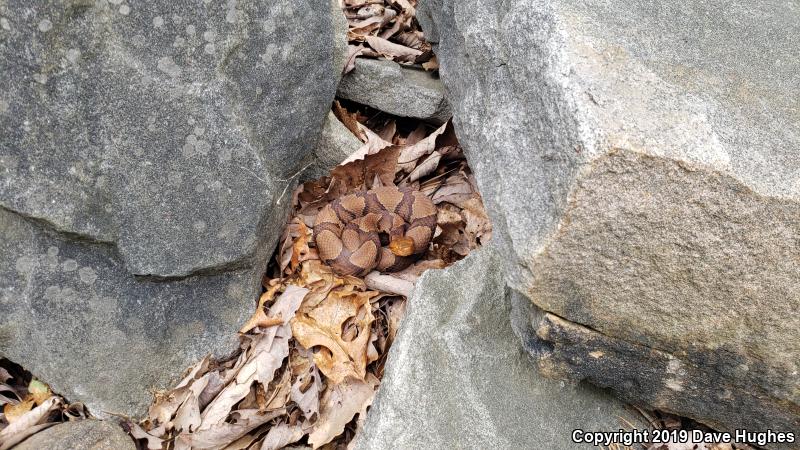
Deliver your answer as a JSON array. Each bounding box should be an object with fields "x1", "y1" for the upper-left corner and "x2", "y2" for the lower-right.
[{"x1": 314, "y1": 186, "x2": 437, "y2": 277}]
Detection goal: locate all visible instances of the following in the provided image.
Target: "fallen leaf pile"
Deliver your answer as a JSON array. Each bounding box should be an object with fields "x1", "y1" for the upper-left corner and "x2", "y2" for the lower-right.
[
  {"x1": 341, "y1": 0, "x2": 438, "y2": 73},
  {"x1": 128, "y1": 103, "x2": 491, "y2": 449},
  {"x1": 0, "y1": 359, "x2": 88, "y2": 450}
]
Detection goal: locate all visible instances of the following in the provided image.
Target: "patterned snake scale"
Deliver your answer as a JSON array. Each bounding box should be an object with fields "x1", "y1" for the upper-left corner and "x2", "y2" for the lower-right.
[{"x1": 313, "y1": 186, "x2": 438, "y2": 277}]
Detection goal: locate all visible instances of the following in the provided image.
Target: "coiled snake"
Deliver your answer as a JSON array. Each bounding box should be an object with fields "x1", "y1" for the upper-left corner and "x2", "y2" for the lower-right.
[{"x1": 313, "y1": 186, "x2": 437, "y2": 276}]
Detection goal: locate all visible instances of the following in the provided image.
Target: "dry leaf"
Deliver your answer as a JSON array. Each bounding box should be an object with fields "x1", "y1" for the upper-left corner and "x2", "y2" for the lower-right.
[
  {"x1": 149, "y1": 386, "x2": 191, "y2": 426},
  {"x1": 296, "y1": 261, "x2": 352, "y2": 312},
  {"x1": 278, "y1": 218, "x2": 315, "y2": 274},
  {"x1": 198, "y1": 372, "x2": 224, "y2": 411},
  {"x1": 172, "y1": 370, "x2": 216, "y2": 435},
  {"x1": 405, "y1": 124, "x2": 428, "y2": 146},
  {"x1": 178, "y1": 409, "x2": 285, "y2": 449},
  {"x1": 240, "y1": 283, "x2": 298, "y2": 334},
  {"x1": 0, "y1": 396, "x2": 60, "y2": 441},
  {"x1": 344, "y1": 45, "x2": 368, "y2": 74},
  {"x1": 341, "y1": 124, "x2": 393, "y2": 166},
  {"x1": 307, "y1": 374, "x2": 378, "y2": 448},
  {"x1": 377, "y1": 122, "x2": 397, "y2": 145},
  {"x1": 386, "y1": 299, "x2": 407, "y2": 345},
  {"x1": 345, "y1": 379, "x2": 377, "y2": 450},
  {"x1": 331, "y1": 145, "x2": 401, "y2": 192},
  {"x1": 147, "y1": 355, "x2": 209, "y2": 427},
  {"x1": 173, "y1": 390, "x2": 202, "y2": 434},
  {"x1": 397, "y1": 121, "x2": 448, "y2": 172},
  {"x1": 333, "y1": 101, "x2": 366, "y2": 141},
  {"x1": 393, "y1": 30, "x2": 427, "y2": 50},
  {"x1": 431, "y1": 174, "x2": 474, "y2": 205},
  {"x1": 292, "y1": 287, "x2": 378, "y2": 384},
  {"x1": 406, "y1": 150, "x2": 442, "y2": 183},
  {"x1": 348, "y1": 16, "x2": 384, "y2": 36},
  {"x1": 364, "y1": 35, "x2": 422, "y2": 63},
  {"x1": 127, "y1": 421, "x2": 165, "y2": 450},
  {"x1": 220, "y1": 432, "x2": 262, "y2": 450},
  {"x1": 2, "y1": 398, "x2": 34, "y2": 424},
  {"x1": 201, "y1": 287, "x2": 307, "y2": 428},
  {"x1": 260, "y1": 421, "x2": 305, "y2": 450},
  {"x1": 264, "y1": 368, "x2": 292, "y2": 411},
  {"x1": 422, "y1": 55, "x2": 439, "y2": 71},
  {"x1": 290, "y1": 349, "x2": 322, "y2": 422},
  {"x1": 461, "y1": 197, "x2": 492, "y2": 248}
]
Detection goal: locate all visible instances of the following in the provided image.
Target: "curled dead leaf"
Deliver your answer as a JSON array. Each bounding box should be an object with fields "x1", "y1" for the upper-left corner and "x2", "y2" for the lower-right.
[
  {"x1": 365, "y1": 35, "x2": 422, "y2": 63},
  {"x1": 2, "y1": 398, "x2": 34, "y2": 425},
  {"x1": 397, "y1": 121, "x2": 450, "y2": 172},
  {"x1": 291, "y1": 287, "x2": 377, "y2": 384},
  {"x1": 260, "y1": 421, "x2": 306, "y2": 450},
  {"x1": 307, "y1": 374, "x2": 378, "y2": 449},
  {"x1": 0, "y1": 396, "x2": 61, "y2": 449}
]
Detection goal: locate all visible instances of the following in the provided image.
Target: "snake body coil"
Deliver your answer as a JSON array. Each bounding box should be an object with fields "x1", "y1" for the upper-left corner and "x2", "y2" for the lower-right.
[{"x1": 313, "y1": 186, "x2": 437, "y2": 276}]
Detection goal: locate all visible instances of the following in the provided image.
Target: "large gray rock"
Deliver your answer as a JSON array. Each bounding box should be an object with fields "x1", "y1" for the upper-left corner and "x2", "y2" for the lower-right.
[
  {"x1": 13, "y1": 420, "x2": 135, "y2": 450},
  {"x1": 0, "y1": 0, "x2": 345, "y2": 416},
  {"x1": 337, "y1": 58, "x2": 451, "y2": 124},
  {"x1": 304, "y1": 112, "x2": 362, "y2": 181},
  {"x1": 420, "y1": 0, "x2": 800, "y2": 439},
  {"x1": 355, "y1": 247, "x2": 646, "y2": 449}
]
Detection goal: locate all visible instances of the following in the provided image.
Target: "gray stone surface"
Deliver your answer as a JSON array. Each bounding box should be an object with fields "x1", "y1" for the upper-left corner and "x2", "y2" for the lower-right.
[
  {"x1": 420, "y1": 0, "x2": 800, "y2": 438},
  {"x1": 354, "y1": 246, "x2": 646, "y2": 449},
  {"x1": 304, "y1": 112, "x2": 362, "y2": 181},
  {"x1": 0, "y1": 0, "x2": 344, "y2": 277},
  {"x1": 0, "y1": 207, "x2": 257, "y2": 416},
  {"x1": 13, "y1": 420, "x2": 135, "y2": 450},
  {"x1": 0, "y1": 0, "x2": 346, "y2": 417},
  {"x1": 337, "y1": 58, "x2": 451, "y2": 124}
]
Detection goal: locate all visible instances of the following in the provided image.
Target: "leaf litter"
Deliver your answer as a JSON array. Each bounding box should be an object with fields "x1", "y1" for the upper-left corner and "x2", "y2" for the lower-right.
[
  {"x1": 0, "y1": 359, "x2": 88, "y2": 450},
  {"x1": 340, "y1": 0, "x2": 436, "y2": 73},
  {"x1": 128, "y1": 97, "x2": 491, "y2": 449}
]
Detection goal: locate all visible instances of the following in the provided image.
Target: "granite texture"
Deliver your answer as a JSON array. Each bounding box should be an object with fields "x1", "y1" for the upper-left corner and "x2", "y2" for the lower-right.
[
  {"x1": 13, "y1": 420, "x2": 136, "y2": 450},
  {"x1": 0, "y1": 0, "x2": 345, "y2": 277},
  {"x1": 0, "y1": 0, "x2": 346, "y2": 417},
  {"x1": 419, "y1": 0, "x2": 800, "y2": 439},
  {"x1": 337, "y1": 58, "x2": 451, "y2": 124},
  {"x1": 355, "y1": 247, "x2": 646, "y2": 449},
  {"x1": 304, "y1": 111, "x2": 362, "y2": 181}
]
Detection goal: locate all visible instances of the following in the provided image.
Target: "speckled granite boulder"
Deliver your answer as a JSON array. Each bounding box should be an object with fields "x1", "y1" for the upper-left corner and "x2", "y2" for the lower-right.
[
  {"x1": 354, "y1": 247, "x2": 646, "y2": 449},
  {"x1": 304, "y1": 112, "x2": 362, "y2": 181},
  {"x1": 13, "y1": 420, "x2": 135, "y2": 450},
  {"x1": 420, "y1": 0, "x2": 800, "y2": 439},
  {"x1": 0, "y1": 0, "x2": 345, "y2": 416},
  {"x1": 337, "y1": 58, "x2": 451, "y2": 124}
]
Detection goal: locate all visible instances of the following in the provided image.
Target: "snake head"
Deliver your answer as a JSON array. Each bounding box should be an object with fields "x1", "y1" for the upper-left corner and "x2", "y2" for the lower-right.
[{"x1": 388, "y1": 236, "x2": 415, "y2": 257}]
